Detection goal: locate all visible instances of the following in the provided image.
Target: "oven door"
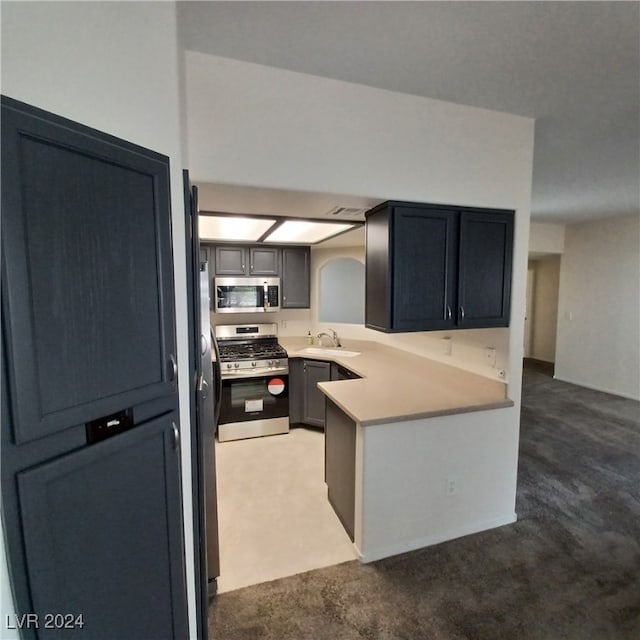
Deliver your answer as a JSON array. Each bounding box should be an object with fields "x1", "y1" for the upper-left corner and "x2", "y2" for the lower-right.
[{"x1": 217, "y1": 373, "x2": 289, "y2": 442}]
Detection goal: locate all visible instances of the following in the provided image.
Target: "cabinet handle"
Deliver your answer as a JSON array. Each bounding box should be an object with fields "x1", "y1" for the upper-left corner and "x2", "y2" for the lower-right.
[
  {"x1": 171, "y1": 422, "x2": 180, "y2": 451},
  {"x1": 459, "y1": 306, "x2": 465, "y2": 321},
  {"x1": 447, "y1": 305, "x2": 452, "y2": 320},
  {"x1": 168, "y1": 354, "x2": 178, "y2": 381}
]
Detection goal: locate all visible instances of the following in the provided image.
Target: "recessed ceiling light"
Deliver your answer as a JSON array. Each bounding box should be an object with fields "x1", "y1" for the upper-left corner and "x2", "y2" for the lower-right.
[
  {"x1": 199, "y1": 215, "x2": 277, "y2": 242},
  {"x1": 264, "y1": 220, "x2": 355, "y2": 244}
]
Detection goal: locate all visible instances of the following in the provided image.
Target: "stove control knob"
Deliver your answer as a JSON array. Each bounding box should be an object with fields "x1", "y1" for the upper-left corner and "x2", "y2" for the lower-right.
[
  {"x1": 234, "y1": 363, "x2": 240, "y2": 369},
  {"x1": 226, "y1": 363, "x2": 232, "y2": 370},
  {"x1": 268, "y1": 360, "x2": 274, "y2": 367},
  {"x1": 275, "y1": 359, "x2": 281, "y2": 367},
  {"x1": 251, "y1": 361, "x2": 257, "y2": 368}
]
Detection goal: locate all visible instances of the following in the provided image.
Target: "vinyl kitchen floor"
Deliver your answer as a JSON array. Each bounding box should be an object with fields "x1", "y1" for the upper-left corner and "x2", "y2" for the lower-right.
[{"x1": 214, "y1": 426, "x2": 357, "y2": 593}]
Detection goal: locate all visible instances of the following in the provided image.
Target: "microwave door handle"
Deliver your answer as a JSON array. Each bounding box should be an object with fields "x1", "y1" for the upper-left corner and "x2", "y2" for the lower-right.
[{"x1": 263, "y1": 282, "x2": 269, "y2": 310}]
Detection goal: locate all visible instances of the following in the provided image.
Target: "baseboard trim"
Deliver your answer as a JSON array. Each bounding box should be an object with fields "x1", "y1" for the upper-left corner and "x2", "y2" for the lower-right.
[
  {"x1": 357, "y1": 513, "x2": 518, "y2": 564},
  {"x1": 553, "y1": 375, "x2": 640, "y2": 401}
]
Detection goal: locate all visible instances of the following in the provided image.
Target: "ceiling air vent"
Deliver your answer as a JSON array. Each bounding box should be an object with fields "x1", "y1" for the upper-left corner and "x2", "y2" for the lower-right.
[{"x1": 325, "y1": 206, "x2": 367, "y2": 219}]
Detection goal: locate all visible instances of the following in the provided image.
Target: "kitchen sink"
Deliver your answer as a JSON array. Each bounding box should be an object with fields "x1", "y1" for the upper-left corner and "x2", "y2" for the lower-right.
[{"x1": 299, "y1": 347, "x2": 361, "y2": 357}]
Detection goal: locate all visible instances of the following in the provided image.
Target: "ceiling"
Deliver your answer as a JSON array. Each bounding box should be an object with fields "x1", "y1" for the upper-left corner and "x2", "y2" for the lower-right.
[{"x1": 178, "y1": 1, "x2": 639, "y2": 225}]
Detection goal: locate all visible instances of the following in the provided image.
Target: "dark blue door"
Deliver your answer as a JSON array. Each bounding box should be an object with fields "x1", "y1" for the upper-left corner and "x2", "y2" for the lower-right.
[{"x1": 1, "y1": 96, "x2": 188, "y2": 639}]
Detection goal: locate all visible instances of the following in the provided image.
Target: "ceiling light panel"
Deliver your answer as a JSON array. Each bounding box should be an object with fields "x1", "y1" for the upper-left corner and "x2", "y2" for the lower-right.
[
  {"x1": 199, "y1": 215, "x2": 276, "y2": 241},
  {"x1": 264, "y1": 220, "x2": 355, "y2": 244}
]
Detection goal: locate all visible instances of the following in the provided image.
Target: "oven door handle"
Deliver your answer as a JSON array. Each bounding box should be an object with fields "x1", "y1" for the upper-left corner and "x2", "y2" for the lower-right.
[{"x1": 220, "y1": 366, "x2": 289, "y2": 381}]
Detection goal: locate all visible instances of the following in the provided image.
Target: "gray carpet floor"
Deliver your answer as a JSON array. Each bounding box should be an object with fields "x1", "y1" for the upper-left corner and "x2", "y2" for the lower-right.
[{"x1": 209, "y1": 363, "x2": 640, "y2": 639}]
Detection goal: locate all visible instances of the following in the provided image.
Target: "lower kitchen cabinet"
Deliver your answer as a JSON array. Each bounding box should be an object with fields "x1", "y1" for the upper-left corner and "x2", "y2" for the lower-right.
[
  {"x1": 303, "y1": 360, "x2": 331, "y2": 427},
  {"x1": 288, "y1": 358, "x2": 331, "y2": 428},
  {"x1": 325, "y1": 399, "x2": 356, "y2": 541},
  {"x1": 330, "y1": 362, "x2": 361, "y2": 381}
]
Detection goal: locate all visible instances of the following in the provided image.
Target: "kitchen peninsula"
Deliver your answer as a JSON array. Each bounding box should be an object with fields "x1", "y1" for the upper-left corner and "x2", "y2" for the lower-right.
[{"x1": 281, "y1": 337, "x2": 517, "y2": 563}]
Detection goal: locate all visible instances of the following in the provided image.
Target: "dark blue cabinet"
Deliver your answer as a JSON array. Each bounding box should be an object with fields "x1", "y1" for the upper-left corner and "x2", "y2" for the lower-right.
[
  {"x1": 1, "y1": 98, "x2": 177, "y2": 445},
  {"x1": 457, "y1": 210, "x2": 514, "y2": 328},
  {"x1": 17, "y1": 415, "x2": 187, "y2": 639},
  {"x1": 365, "y1": 201, "x2": 513, "y2": 332},
  {"x1": 1, "y1": 96, "x2": 188, "y2": 639}
]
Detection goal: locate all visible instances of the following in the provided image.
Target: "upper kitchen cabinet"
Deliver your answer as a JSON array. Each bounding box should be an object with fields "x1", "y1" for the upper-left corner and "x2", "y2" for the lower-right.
[
  {"x1": 208, "y1": 243, "x2": 311, "y2": 309},
  {"x1": 249, "y1": 247, "x2": 280, "y2": 275},
  {"x1": 281, "y1": 246, "x2": 310, "y2": 308},
  {"x1": 457, "y1": 210, "x2": 513, "y2": 329},
  {"x1": 365, "y1": 201, "x2": 513, "y2": 332},
  {"x1": 214, "y1": 245, "x2": 280, "y2": 276},
  {"x1": 214, "y1": 246, "x2": 248, "y2": 275}
]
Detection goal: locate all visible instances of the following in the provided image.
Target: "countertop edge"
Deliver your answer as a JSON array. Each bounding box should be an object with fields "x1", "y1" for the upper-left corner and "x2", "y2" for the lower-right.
[
  {"x1": 319, "y1": 385, "x2": 514, "y2": 426},
  {"x1": 283, "y1": 337, "x2": 513, "y2": 427}
]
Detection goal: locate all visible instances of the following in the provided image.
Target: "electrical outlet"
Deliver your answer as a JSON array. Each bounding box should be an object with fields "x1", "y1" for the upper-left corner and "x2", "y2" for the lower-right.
[
  {"x1": 446, "y1": 477, "x2": 457, "y2": 496},
  {"x1": 486, "y1": 347, "x2": 496, "y2": 368},
  {"x1": 441, "y1": 336, "x2": 452, "y2": 355},
  {"x1": 281, "y1": 320, "x2": 287, "y2": 329}
]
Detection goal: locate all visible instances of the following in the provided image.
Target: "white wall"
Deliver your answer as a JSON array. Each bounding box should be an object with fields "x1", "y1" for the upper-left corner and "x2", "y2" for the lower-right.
[
  {"x1": 186, "y1": 52, "x2": 534, "y2": 551},
  {"x1": 185, "y1": 52, "x2": 534, "y2": 403},
  {"x1": 529, "y1": 222, "x2": 566, "y2": 254},
  {"x1": 309, "y1": 246, "x2": 512, "y2": 380},
  {"x1": 528, "y1": 256, "x2": 561, "y2": 363},
  {"x1": 1, "y1": 2, "x2": 197, "y2": 636},
  {"x1": 356, "y1": 408, "x2": 518, "y2": 561},
  {"x1": 555, "y1": 215, "x2": 640, "y2": 399}
]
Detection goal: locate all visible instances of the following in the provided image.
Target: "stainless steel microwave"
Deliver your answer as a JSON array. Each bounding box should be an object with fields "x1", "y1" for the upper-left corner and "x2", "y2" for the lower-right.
[{"x1": 214, "y1": 277, "x2": 280, "y2": 313}]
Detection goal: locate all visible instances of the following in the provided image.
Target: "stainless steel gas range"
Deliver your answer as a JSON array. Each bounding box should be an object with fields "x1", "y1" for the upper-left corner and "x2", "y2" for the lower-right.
[{"x1": 214, "y1": 323, "x2": 289, "y2": 442}]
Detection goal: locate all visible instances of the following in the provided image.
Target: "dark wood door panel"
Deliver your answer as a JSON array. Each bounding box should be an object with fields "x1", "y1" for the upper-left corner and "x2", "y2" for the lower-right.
[
  {"x1": 325, "y1": 399, "x2": 356, "y2": 541},
  {"x1": 281, "y1": 247, "x2": 310, "y2": 308},
  {"x1": 214, "y1": 246, "x2": 246, "y2": 275},
  {"x1": 303, "y1": 360, "x2": 330, "y2": 427},
  {"x1": 458, "y1": 211, "x2": 513, "y2": 327},
  {"x1": 249, "y1": 247, "x2": 280, "y2": 275},
  {"x1": 1, "y1": 98, "x2": 176, "y2": 444},
  {"x1": 393, "y1": 207, "x2": 457, "y2": 330},
  {"x1": 17, "y1": 415, "x2": 187, "y2": 639}
]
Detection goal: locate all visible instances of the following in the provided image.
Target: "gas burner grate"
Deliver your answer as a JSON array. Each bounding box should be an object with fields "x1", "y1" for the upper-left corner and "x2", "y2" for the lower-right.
[{"x1": 217, "y1": 340, "x2": 287, "y2": 362}]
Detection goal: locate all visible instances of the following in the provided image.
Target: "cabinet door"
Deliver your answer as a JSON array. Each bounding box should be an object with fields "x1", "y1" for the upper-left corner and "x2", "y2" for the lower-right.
[
  {"x1": 325, "y1": 399, "x2": 356, "y2": 541},
  {"x1": 1, "y1": 96, "x2": 186, "y2": 640},
  {"x1": 457, "y1": 210, "x2": 513, "y2": 328},
  {"x1": 249, "y1": 247, "x2": 280, "y2": 275},
  {"x1": 288, "y1": 358, "x2": 304, "y2": 425},
  {"x1": 365, "y1": 207, "x2": 392, "y2": 331},
  {"x1": 281, "y1": 247, "x2": 311, "y2": 308},
  {"x1": 1, "y1": 96, "x2": 177, "y2": 445},
  {"x1": 215, "y1": 246, "x2": 247, "y2": 275},
  {"x1": 18, "y1": 415, "x2": 187, "y2": 639},
  {"x1": 303, "y1": 360, "x2": 331, "y2": 427},
  {"x1": 393, "y1": 206, "x2": 458, "y2": 331}
]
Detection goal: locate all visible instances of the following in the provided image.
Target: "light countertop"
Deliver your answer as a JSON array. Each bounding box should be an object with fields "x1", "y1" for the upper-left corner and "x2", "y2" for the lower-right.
[{"x1": 280, "y1": 337, "x2": 513, "y2": 426}]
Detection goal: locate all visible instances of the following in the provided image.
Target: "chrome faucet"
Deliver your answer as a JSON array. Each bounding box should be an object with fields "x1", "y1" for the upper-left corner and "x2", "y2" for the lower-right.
[{"x1": 317, "y1": 329, "x2": 341, "y2": 348}]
